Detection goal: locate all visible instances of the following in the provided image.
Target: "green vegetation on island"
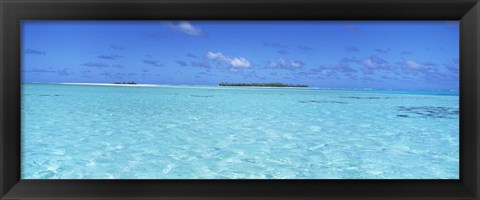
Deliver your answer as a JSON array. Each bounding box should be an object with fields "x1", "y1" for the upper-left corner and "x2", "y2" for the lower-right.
[
  {"x1": 113, "y1": 81, "x2": 137, "y2": 85},
  {"x1": 219, "y1": 82, "x2": 308, "y2": 87}
]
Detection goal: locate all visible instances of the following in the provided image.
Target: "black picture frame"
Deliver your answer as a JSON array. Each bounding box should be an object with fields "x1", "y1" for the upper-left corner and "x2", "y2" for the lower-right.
[{"x1": 1, "y1": 0, "x2": 479, "y2": 199}]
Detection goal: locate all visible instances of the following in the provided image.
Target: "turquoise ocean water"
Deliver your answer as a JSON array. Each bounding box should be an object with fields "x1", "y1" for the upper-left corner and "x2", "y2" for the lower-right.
[{"x1": 21, "y1": 83, "x2": 459, "y2": 179}]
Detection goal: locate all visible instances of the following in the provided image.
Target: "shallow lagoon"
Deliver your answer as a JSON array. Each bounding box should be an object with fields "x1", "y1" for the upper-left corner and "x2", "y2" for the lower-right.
[{"x1": 21, "y1": 83, "x2": 459, "y2": 179}]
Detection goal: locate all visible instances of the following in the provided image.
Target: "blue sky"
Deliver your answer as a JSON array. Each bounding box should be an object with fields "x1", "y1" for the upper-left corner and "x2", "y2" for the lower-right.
[{"x1": 22, "y1": 21, "x2": 459, "y2": 90}]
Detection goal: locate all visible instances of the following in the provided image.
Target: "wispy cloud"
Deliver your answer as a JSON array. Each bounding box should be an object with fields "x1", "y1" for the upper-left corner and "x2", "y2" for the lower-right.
[
  {"x1": 99, "y1": 72, "x2": 113, "y2": 77},
  {"x1": 375, "y1": 48, "x2": 391, "y2": 53},
  {"x1": 143, "y1": 59, "x2": 163, "y2": 67},
  {"x1": 345, "y1": 47, "x2": 360, "y2": 53},
  {"x1": 99, "y1": 72, "x2": 137, "y2": 77},
  {"x1": 297, "y1": 45, "x2": 314, "y2": 52},
  {"x1": 112, "y1": 64, "x2": 126, "y2": 68},
  {"x1": 443, "y1": 59, "x2": 459, "y2": 81},
  {"x1": 263, "y1": 42, "x2": 313, "y2": 54},
  {"x1": 110, "y1": 45, "x2": 124, "y2": 50},
  {"x1": 190, "y1": 60, "x2": 211, "y2": 68},
  {"x1": 394, "y1": 59, "x2": 451, "y2": 83},
  {"x1": 83, "y1": 62, "x2": 109, "y2": 68},
  {"x1": 97, "y1": 54, "x2": 124, "y2": 60},
  {"x1": 310, "y1": 63, "x2": 357, "y2": 79},
  {"x1": 269, "y1": 72, "x2": 279, "y2": 76},
  {"x1": 310, "y1": 56, "x2": 397, "y2": 80},
  {"x1": 362, "y1": 56, "x2": 391, "y2": 69},
  {"x1": 265, "y1": 58, "x2": 304, "y2": 70},
  {"x1": 277, "y1": 49, "x2": 289, "y2": 55},
  {"x1": 445, "y1": 58, "x2": 459, "y2": 73},
  {"x1": 341, "y1": 57, "x2": 361, "y2": 63},
  {"x1": 400, "y1": 51, "x2": 413, "y2": 55},
  {"x1": 262, "y1": 42, "x2": 289, "y2": 49},
  {"x1": 399, "y1": 60, "x2": 452, "y2": 83},
  {"x1": 187, "y1": 53, "x2": 198, "y2": 58},
  {"x1": 25, "y1": 49, "x2": 46, "y2": 55},
  {"x1": 398, "y1": 60, "x2": 438, "y2": 74},
  {"x1": 57, "y1": 69, "x2": 72, "y2": 76},
  {"x1": 176, "y1": 60, "x2": 188, "y2": 67},
  {"x1": 80, "y1": 70, "x2": 92, "y2": 78},
  {"x1": 206, "y1": 51, "x2": 251, "y2": 68},
  {"x1": 168, "y1": 21, "x2": 203, "y2": 36},
  {"x1": 340, "y1": 55, "x2": 390, "y2": 71},
  {"x1": 24, "y1": 68, "x2": 56, "y2": 73}
]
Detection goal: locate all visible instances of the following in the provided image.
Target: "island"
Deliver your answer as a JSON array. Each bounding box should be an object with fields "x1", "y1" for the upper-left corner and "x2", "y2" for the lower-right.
[
  {"x1": 219, "y1": 83, "x2": 308, "y2": 87},
  {"x1": 113, "y1": 81, "x2": 137, "y2": 85}
]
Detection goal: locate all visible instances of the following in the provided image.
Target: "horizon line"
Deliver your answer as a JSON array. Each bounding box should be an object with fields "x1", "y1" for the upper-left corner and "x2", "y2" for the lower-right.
[{"x1": 21, "y1": 82, "x2": 459, "y2": 92}]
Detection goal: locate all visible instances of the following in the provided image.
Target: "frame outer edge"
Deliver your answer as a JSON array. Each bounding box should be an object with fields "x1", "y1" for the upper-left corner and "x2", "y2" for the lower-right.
[
  {"x1": 0, "y1": 0, "x2": 4, "y2": 198},
  {"x1": 0, "y1": 0, "x2": 479, "y2": 200},
  {"x1": 472, "y1": 2, "x2": 480, "y2": 197},
  {"x1": 477, "y1": 3, "x2": 480, "y2": 198},
  {"x1": 462, "y1": 1, "x2": 480, "y2": 198},
  {"x1": 1, "y1": 1, "x2": 20, "y2": 199},
  {"x1": 473, "y1": 2, "x2": 480, "y2": 198}
]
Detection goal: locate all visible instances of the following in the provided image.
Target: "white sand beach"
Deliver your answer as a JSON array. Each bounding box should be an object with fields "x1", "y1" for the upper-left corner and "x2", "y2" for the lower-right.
[{"x1": 60, "y1": 83, "x2": 161, "y2": 87}]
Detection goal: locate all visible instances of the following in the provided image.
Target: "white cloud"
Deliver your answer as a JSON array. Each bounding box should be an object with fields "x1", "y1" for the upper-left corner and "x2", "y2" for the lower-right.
[
  {"x1": 401, "y1": 60, "x2": 437, "y2": 73},
  {"x1": 169, "y1": 21, "x2": 202, "y2": 36},
  {"x1": 362, "y1": 59, "x2": 376, "y2": 68},
  {"x1": 361, "y1": 56, "x2": 390, "y2": 69},
  {"x1": 266, "y1": 58, "x2": 304, "y2": 69},
  {"x1": 206, "y1": 51, "x2": 251, "y2": 68},
  {"x1": 207, "y1": 52, "x2": 228, "y2": 61},
  {"x1": 320, "y1": 69, "x2": 333, "y2": 76},
  {"x1": 229, "y1": 58, "x2": 251, "y2": 68},
  {"x1": 404, "y1": 60, "x2": 424, "y2": 69}
]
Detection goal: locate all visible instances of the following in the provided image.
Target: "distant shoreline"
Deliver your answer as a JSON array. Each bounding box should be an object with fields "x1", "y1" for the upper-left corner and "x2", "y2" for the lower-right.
[
  {"x1": 219, "y1": 86, "x2": 308, "y2": 89},
  {"x1": 57, "y1": 83, "x2": 314, "y2": 89},
  {"x1": 60, "y1": 83, "x2": 160, "y2": 87},
  {"x1": 22, "y1": 83, "x2": 459, "y2": 94},
  {"x1": 219, "y1": 83, "x2": 308, "y2": 87}
]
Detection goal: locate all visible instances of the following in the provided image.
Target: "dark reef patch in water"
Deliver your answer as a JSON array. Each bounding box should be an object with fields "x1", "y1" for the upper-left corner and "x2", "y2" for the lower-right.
[
  {"x1": 397, "y1": 106, "x2": 459, "y2": 118},
  {"x1": 191, "y1": 95, "x2": 214, "y2": 98},
  {"x1": 39, "y1": 94, "x2": 62, "y2": 97},
  {"x1": 299, "y1": 100, "x2": 348, "y2": 104},
  {"x1": 241, "y1": 158, "x2": 256, "y2": 163},
  {"x1": 340, "y1": 96, "x2": 391, "y2": 100}
]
